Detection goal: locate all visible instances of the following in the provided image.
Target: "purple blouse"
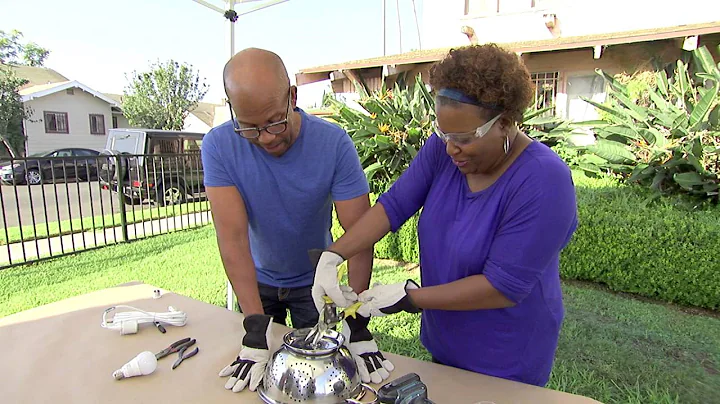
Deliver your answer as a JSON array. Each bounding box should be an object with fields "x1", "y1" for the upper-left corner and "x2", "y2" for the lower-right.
[{"x1": 377, "y1": 134, "x2": 578, "y2": 386}]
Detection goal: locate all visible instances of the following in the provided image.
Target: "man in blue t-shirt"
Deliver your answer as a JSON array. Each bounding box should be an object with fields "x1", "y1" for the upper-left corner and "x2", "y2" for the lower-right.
[{"x1": 203, "y1": 48, "x2": 391, "y2": 394}]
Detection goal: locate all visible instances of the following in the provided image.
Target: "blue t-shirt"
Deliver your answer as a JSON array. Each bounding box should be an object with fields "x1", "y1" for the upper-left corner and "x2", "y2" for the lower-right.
[{"x1": 201, "y1": 108, "x2": 369, "y2": 288}]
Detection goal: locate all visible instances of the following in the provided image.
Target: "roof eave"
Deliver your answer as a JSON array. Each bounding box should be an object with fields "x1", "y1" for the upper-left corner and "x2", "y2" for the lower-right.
[
  {"x1": 296, "y1": 22, "x2": 720, "y2": 82},
  {"x1": 20, "y1": 80, "x2": 120, "y2": 107}
]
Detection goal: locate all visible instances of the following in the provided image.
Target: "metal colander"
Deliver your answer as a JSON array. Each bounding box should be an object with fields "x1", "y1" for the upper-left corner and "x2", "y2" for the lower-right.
[{"x1": 257, "y1": 328, "x2": 377, "y2": 404}]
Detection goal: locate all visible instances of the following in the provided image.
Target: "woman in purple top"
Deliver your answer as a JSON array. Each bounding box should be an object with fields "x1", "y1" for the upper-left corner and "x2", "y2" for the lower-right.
[{"x1": 311, "y1": 44, "x2": 578, "y2": 387}]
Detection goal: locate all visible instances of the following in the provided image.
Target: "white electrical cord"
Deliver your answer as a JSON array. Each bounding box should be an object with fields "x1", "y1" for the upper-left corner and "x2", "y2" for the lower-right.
[{"x1": 101, "y1": 305, "x2": 187, "y2": 335}]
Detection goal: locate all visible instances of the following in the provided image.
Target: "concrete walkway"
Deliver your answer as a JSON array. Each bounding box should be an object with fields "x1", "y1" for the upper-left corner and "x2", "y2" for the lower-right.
[{"x1": 0, "y1": 211, "x2": 213, "y2": 266}]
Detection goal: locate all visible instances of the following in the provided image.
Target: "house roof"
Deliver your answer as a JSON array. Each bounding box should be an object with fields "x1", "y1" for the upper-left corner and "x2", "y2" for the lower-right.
[
  {"x1": 0, "y1": 63, "x2": 69, "y2": 89},
  {"x1": 297, "y1": 21, "x2": 720, "y2": 77},
  {"x1": 104, "y1": 93, "x2": 221, "y2": 127},
  {"x1": 20, "y1": 80, "x2": 120, "y2": 106}
]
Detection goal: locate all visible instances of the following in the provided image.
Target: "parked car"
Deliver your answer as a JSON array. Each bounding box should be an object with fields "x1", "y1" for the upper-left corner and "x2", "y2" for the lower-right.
[
  {"x1": 0, "y1": 148, "x2": 101, "y2": 185},
  {"x1": 99, "y1": 128, "x2": 205, "y2": 206}
]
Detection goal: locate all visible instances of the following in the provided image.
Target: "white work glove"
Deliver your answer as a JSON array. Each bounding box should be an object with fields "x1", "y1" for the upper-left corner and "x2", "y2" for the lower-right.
[
  {"x1": 219, "y1": 314, "x2": 273, "y2": 393},
  {"x1": 309, "y1": 249, "x2": 358, "y2": 313},
  {"x1": 341, "y1": 314, "x2": 395, "y2": 384},
  {"x1": 357, "y1": 280, "x2": 422, "y2": 318}
]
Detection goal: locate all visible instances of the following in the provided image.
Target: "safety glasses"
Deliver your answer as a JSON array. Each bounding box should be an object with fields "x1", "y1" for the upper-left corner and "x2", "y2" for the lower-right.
[
  {"x1": 229, "y1": 89, "x2": 291, "y2": 139},
  {"x1": 433, "y1": 114, "x2": 502, "y2": 146}
]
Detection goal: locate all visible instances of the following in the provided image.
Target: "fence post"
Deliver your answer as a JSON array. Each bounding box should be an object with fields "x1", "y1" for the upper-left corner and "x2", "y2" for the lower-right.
[{"x1": 115, "y1": 155, "x2": 129, "y2": 242}]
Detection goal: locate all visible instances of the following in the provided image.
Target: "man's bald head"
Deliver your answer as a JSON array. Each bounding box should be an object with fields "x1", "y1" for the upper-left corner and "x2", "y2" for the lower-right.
[
  {"x1": 223, "y1": 48, "x2": 300, "y2": 157},
  {"x1": 223, "y1": 47, "x2": 290, "y2": 101}
]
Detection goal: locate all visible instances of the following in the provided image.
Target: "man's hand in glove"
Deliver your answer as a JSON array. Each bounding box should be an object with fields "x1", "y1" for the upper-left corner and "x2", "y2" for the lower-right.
[
  {"x1": 357, "y1": 280, "x2": 422, "y2": 318},
  {"x1": 309, "y1": 249, "x2": 357, "y2": 313},
  {"x1": 341, "y1": 314, "x2": 395, "y2": 384},
  {"x1": 219, "y1": 314, "x2": 273, "y2": 393}
]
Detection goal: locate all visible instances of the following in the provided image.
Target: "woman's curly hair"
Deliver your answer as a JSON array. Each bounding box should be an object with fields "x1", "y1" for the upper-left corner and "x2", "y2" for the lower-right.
[{"x1": 429, "y1": 43, "x2": 534, "y2": 125}]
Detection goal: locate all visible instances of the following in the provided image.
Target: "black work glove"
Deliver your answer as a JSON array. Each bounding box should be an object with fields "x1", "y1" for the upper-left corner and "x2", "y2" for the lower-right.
[
  {"x1": 219, "y1": 314, "x2": 272, "y2": 392},
  {"x1": 341, "y1": 314, "x2": 395, "y2": 384}
]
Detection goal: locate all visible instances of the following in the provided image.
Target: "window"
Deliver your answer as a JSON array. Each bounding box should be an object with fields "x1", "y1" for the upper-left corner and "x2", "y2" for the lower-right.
[
  {"x1": 112, "y1": 116, "x2": 118, "y2": 129},
  {"x1": 183, "y1": 138, "x2": 202, "y2": 152},
  {"x1": 465, "y1": 0, "x2": 535, "y2": 15},
  {"x1": 565, "y1": 74, "x2": 607, "y2": 122},
  {"x1": 44, "y1": 111, "x2": 69, "y2": 134},
  {"x1": 73, "y1": 149, "x2": 99, "y2": 157},
  {"x1": 89, "y1": 114, "x2": 105, "y2": 135},
  {"x1": 53, "y1": 150, "x2": 73, "y2": 157},
  {"x1": 530, "y1": 72, "x2": 559, "y2": 113},
  {"x1": 148, "y1": 138, "x2": 181, "y2": 154}
]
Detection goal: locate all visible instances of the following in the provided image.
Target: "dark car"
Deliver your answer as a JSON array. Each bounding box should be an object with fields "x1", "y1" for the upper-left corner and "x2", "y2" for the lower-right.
[
  {"x1": 0, "y1": 148, "x2": 101, "y2": 185},
  {"x1": 99, "y1": 129, "x2": 204, "y2": 206}
]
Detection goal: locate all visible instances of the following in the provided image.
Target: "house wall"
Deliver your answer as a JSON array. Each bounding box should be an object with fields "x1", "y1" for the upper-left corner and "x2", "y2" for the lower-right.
[
  {"x1": 326, "y1": 37, "x2": 707, "y2": 123},
  {"x1": 422, "y1": 0, "x2": 720, "y2": 49},
  {"x1": 111, "y1": 113, "x2": 133, "y2": 130},
  {"x1": 183, "y1": 114, "x2": 211, "y2": 134},
  {"x1": 24, "y1": 89, "x2": 114, "y2": 155}
]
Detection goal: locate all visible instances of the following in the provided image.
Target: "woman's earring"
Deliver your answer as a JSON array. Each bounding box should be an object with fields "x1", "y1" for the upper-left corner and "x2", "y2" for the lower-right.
[{"x1": 503, "y1": 135, "x2": 510, "y2": 154}]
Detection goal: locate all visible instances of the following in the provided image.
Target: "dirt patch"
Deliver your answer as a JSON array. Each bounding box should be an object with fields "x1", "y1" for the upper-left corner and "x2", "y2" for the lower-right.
[
  {"x1": 696, "y1": 352, "x2": 719, "y2": 375},
  {"x1": 374, "y1": 258, "x2": 419, "y2": 272},
  {"x1": 561, "y1": 279, "x2": 720, "y2": 320}
]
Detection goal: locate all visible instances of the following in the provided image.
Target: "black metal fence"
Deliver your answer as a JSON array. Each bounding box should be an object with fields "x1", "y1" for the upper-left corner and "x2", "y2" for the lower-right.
[{"x1": 0, "y1": 152, "x2": 211, "y2": 268}]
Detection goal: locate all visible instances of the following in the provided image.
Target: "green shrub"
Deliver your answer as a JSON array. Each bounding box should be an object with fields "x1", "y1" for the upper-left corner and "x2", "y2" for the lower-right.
[
  {"x1": 578, "y1": 45, "x2": 720, "y2": 202},
  {"x1": 332, "y1": 173, "x2": 720, "y2": 310},
  {"x1": 562, "y1": 172, "x2": 720, "y2": 310}
]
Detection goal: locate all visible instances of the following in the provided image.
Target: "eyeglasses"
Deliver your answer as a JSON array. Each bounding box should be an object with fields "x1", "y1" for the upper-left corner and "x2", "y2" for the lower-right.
[
  {"x1": 228, "y1": 90, "x2": 291, "y2": 139},
  {"x1": 433, "y1": 114, "x2": 502, "y2": 146}
]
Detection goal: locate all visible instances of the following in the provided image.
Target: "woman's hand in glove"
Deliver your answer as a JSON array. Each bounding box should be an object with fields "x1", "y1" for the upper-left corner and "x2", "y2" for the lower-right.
[
  {"x1": 219, "y1": 314, "x2": 273, "y2": 393},
  {"x1": 357, "y1": 280, "x2": 422, "y2": 318},
  {"x1": 309, "y1": 249, "x2": 358, "y2": 313}
]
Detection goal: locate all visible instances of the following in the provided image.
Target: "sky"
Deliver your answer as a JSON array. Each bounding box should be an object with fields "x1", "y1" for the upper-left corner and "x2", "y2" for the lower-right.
[{"x1": 0, "y1": 0, "x2": 425, "y2": 107}]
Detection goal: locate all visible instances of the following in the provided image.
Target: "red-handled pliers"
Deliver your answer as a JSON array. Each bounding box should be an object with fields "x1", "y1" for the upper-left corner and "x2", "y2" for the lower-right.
[{"x1": 155, "y1": 337, "x2": 196, "y2": 360}]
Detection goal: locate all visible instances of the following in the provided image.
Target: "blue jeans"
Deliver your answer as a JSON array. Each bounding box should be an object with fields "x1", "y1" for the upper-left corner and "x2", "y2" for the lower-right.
[{"x1": 237, "y1": 282, "x2": 319, "y2": 329}]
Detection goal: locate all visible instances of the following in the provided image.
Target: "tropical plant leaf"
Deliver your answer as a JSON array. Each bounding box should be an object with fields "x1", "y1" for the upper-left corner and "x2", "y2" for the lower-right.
[
  {"x1": 689, "y1": 82, "x2": 719, "y2": 129},
  {"x1": 657, "y1": 70, "x2": 669, "y2": 97},
  {"x1": 363, "y1": 162, "x2": 383, "y2": 181},
  {"x1": 581, "y1": 97, "x2": 632, "y2": 123},
  {"x1": 673, "y1": 171, "x2": 706, "y2": 190},
  {"x1": 693, "y1": 45, "x2": 720, "y2": 82},
  {"x1": 612, "y1": 92, "x2": 649, "y2": 122},
  {"x1": 586, "y1": 139, "x2": 636, "y2": 164},
  {"x1": 602, "y1": 125, "x2": 641, "y2": 140}
]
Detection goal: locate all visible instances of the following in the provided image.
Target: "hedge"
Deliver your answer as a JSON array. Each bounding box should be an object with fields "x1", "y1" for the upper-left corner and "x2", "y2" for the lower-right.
[{"x1": 331, "y1": 172, "x2": 720, "y2": 311}]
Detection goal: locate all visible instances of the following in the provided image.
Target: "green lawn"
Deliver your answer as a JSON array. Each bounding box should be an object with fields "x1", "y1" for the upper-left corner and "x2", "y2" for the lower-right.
[
  {"x1": 1, "y1": 225, "x2": 718, "y2": 404},
  {"x1": 0, "y1": 201, "x2": 210, "y2": 245}
]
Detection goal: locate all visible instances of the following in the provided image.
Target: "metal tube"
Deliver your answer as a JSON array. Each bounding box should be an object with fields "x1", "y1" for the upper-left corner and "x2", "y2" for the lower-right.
[
  {"x1": 383, "y1": 0, "x2": 386, "y2": 56},
  {"x1": 116, "y1": 155, "x2": 128, "y2": 243},
  {"x1": 74, "y1": 160, "x2": 86, "y2": 251}
]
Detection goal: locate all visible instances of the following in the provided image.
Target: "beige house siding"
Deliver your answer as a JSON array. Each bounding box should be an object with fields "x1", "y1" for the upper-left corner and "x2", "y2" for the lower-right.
[
  {"x1": 24, "y1": 90, "x2": 114, "y2": 155},
  {"x1": 111, "y1": 113, "x2": 133, "y2": 130}
]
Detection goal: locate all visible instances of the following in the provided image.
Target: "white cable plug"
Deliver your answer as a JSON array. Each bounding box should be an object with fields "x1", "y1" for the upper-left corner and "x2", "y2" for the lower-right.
[{"x1": 101, "y1": 305, "x2": 187, "y2": 335}]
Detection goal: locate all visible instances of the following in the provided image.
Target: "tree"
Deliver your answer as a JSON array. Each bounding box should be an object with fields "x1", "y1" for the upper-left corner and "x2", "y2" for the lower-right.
[
  {"x1": 0, "y1": 29, "x2": 50, "y2": 66},
  {"x1": 0, "y1": 67, "x2": 31, "y2": 156},
  {"x1": 122, "y1": 60, "x2": 209, "y2": 130}
]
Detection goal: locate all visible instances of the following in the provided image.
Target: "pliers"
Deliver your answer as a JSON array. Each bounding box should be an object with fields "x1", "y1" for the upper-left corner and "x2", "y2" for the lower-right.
[
  {"x1": 155, "y1": 337, "x2": 198, "y2": 362},
  {"x1": 305, "y1": 296, "x2": 362, "y2": 346},
  {"x1": 172, "y1": 343, "x2": 199, "y2": 370}
]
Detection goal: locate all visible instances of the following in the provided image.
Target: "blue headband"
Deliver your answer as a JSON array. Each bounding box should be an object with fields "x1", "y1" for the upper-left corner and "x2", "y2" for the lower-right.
[{"x1": 436, "y1": 88, "x2": 501, "y2": 111}]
